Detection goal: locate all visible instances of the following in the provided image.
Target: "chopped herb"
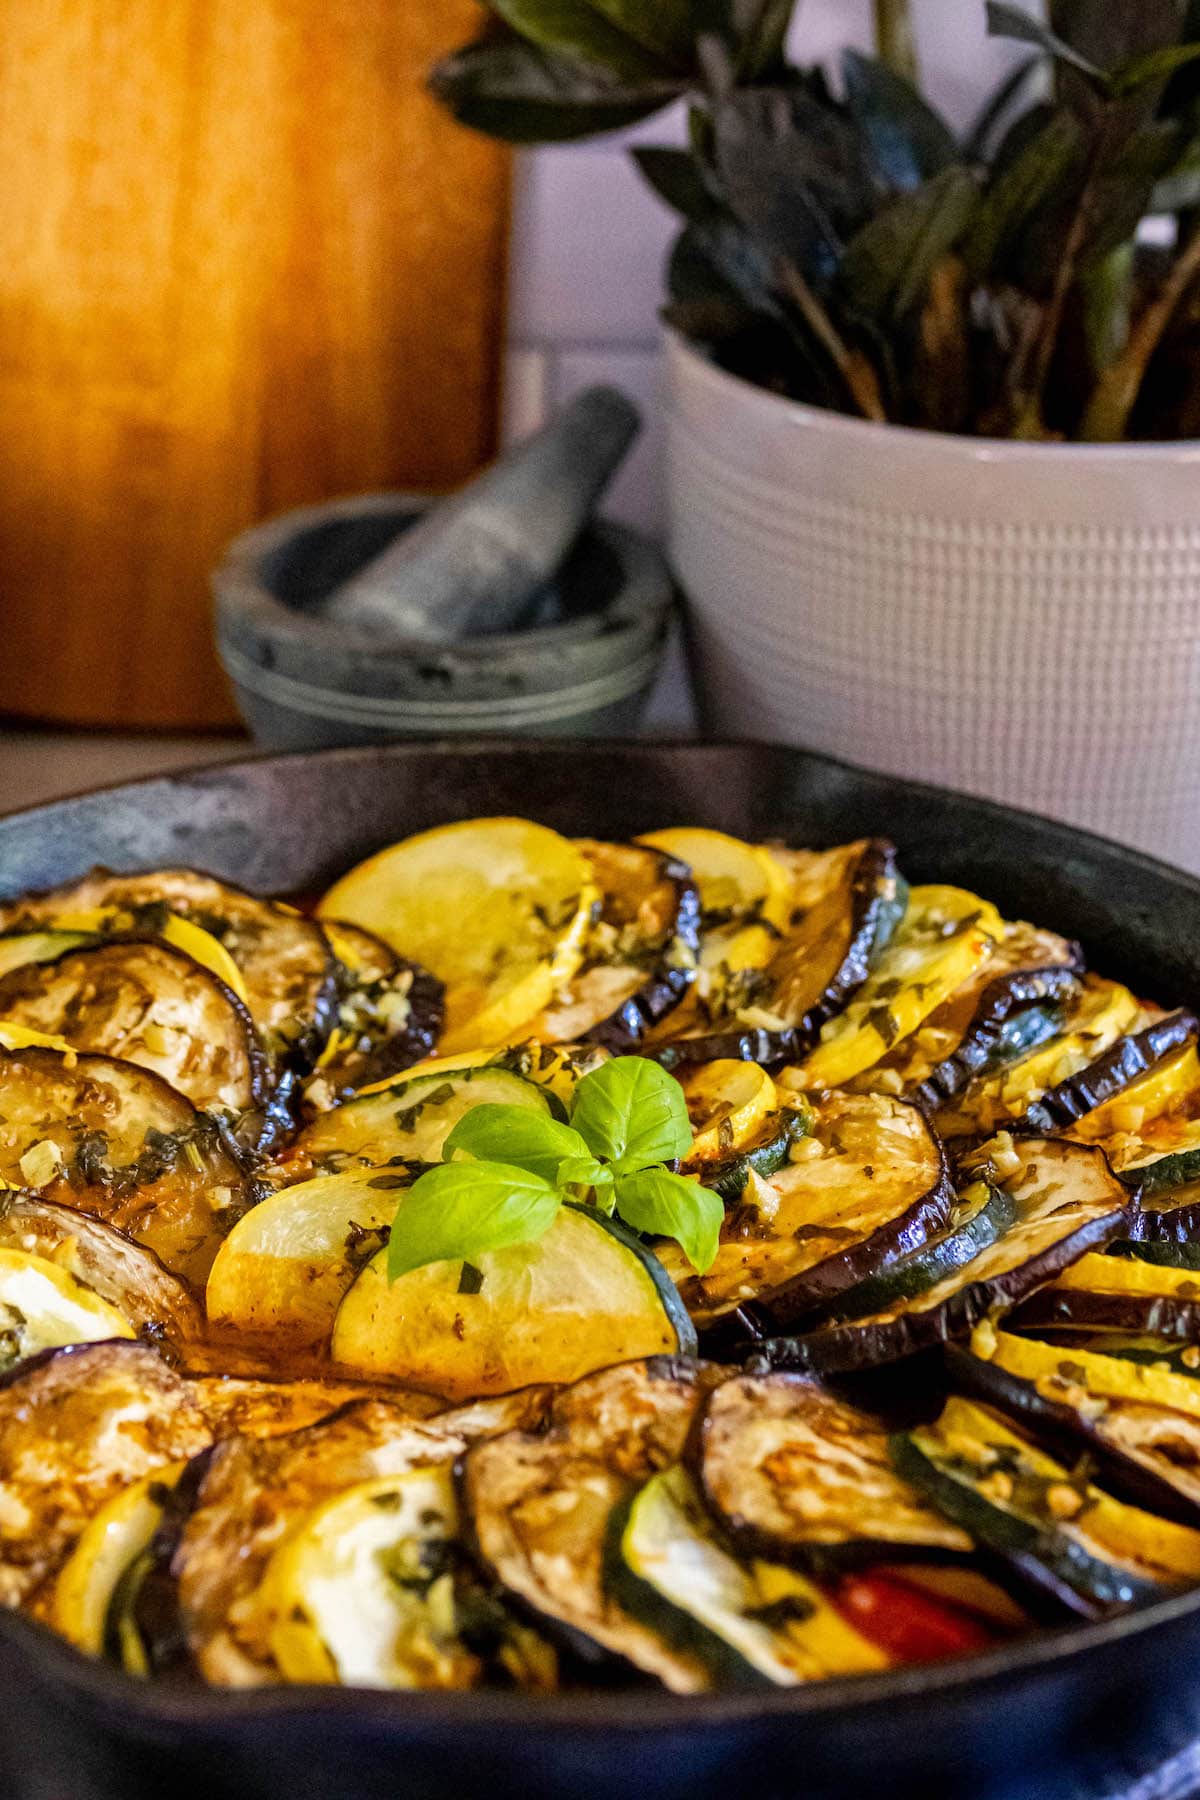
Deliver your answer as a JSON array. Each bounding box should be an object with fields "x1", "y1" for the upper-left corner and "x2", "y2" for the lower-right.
[{"x1": 458, "y1": 1261, "x2": 484, "y2": 1295}]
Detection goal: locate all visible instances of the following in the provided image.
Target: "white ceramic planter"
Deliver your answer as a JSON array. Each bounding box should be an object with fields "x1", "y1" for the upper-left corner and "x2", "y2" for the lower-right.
[{"x1": 666, "y1": 332, "x2": 1200, "y2": 872}]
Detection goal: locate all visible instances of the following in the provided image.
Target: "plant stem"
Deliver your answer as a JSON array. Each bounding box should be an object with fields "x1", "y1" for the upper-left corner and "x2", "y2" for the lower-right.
[
  {"x1": 873, "y1": 0, "x2": 920, "y2": 85},
  {"x1": 1082, "y1": 223, "x2": 1200, "y2": 441},
  {"x1": 777, "y1": 264, "x2": 888, "y2": 422},
  {"x1": 1011, "y1": 134, "x2": 1107, "y2": 440}
]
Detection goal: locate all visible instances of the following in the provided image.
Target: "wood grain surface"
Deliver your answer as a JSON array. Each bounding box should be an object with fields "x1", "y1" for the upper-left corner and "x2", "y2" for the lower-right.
[{"x1": 0, "y1": 1, "x2": 508, "y2": 727}]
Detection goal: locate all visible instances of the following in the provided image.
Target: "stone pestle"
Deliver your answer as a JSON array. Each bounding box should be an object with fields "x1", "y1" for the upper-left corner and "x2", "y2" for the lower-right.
[{"x1": 319, "y1": 385, "x2": 642, "y2": 642}]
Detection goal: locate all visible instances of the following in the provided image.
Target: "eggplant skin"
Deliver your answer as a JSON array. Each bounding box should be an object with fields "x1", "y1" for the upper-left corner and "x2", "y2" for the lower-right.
[
  {"x1": 945, "y1": 1346, "x2": 1200, "y2": 1530},
  {"x1": 0, "y1": 1341, "x2": 211, "y2": 1608},
  {"x1": 1018, "y1": 1010, "x2": 1199, "y2": 1135},
  {"x1": 1008, "y1": 1288, "x2": 1200, "y2": 1343},
  {"x1": 912, "y1": 959, "x2": 1084, "y2": 1111}
]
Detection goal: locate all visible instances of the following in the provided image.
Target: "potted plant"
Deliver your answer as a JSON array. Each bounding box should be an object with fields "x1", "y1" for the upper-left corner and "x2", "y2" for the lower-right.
[{"x1": 433, "y1": 2, "x2": 1200, "y2": 871}]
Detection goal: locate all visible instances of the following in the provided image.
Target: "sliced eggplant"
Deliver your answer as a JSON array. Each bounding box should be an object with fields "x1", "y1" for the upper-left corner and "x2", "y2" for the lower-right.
[
  {"x1": 0, "y1": 1340, "x2": 211, "y2": 1608},
  {"x1": 51, "y1": 1460, "x2": 189, "y2": 1668},
  {"x1": 656, "y1": 1091, "x2": 953, "y2": 1337},
  {"x1": 331, "y1": 1205, "x2": 696, "y2": 1400},
  {"x1": 698, "y1": 1374, "x2": 971, "y2": 1573},
  {"x1": 609, "y1": 1464, "x2": 890, "y2": 1686},
  {"x1": 892, "y1": 1396, "x2": 1200, "y2": 1615},
  {"x1": 462, "y1": 1358, "x2": 724, "y2": 1691},
  {"x1": 0, "y1": 1195, "x2": 204, "y2": 1349},
  {"x1": 279, "y1": 1064, "x2": 554, "y2": 1180},
  {"x1": 175, "y1": 1387, "x2": 552, "y2": 1685},
  {"x1": 304, "y1": 920, "x2": 445, "y2": 1110},
  {"x1": 186, "y1": 1374, "x2": 445, "y2": 1439},
  {"x1": 855, "y1": 920, "x2": 1084, "y2": 1107},
  {"x1": 0, "y1": 868, "x2": 338, "y2": 1066},
  {"x1": 522, "y1": 841, "x2": 700, "y2": 1052},
  {"x1": 0, "y1": 1047, "x2": 252, "y2": 1286},
  {"x1": 205, "y1": 1169, "x2": 411, "y2": 1356},
  {"x1": 949, "y1": 1333, "x2": 1200, "y2": 1527},
  {"x1": 0, "y1": 938, "x2": 268, "y2": 1120},
  {"x1": 933, "y1": 977, "x2": 1143, "y2": 1141},
  {"x1": 1009, "y1": 1250, "x2": 1200, "y2": 1343},
  {"x1": 651, "y1": 840, "x2": 904, "y2": 1069},
  {"x1": 762, "y1": 1139, "x2": 1130, "y2": 1374},
  {"x1": 1129, "y1": 1175, "x2": 1200, "y2": 1243},
  {"x1": 1018, "y1": 1010, "x2": 1198, "y2": 1135}
]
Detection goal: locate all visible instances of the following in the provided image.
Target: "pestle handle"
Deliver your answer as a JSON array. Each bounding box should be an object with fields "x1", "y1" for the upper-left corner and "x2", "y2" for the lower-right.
[{"x1": 320, "y1": 385, "x2": 641, "y2": 643}]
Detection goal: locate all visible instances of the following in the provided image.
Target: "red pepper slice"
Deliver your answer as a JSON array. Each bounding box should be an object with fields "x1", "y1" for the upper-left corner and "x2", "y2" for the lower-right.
[{"x1": 831, "y1": 1573, "x2": 996, "y2": 1665}]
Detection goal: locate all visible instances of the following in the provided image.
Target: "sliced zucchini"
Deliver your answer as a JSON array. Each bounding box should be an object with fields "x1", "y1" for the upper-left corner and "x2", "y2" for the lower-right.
[
  {"x1": 893, "y1": 1397, "x2": 1200, "y2": 1615},
  {"x1": 461, "y1": 1357, "x2": 721, "y2": 1691},
  {"x1": 1010, "y1": 1249, "x2": 1200, "y2": 1342},
  {"x1": 318, "y1": 819, "x2": 597, "y2": 1055},
  {"x1": 652, "y1": 840, "x2": 905, "y2": 1068},
  {"x1": 305, "y1": 920, "x2": 445, "y2": 1108},
  {"x1": 656, "y1": 1091, "x2": 952, "y2": 1336},
  {"x1": 0, "y1": 1247, "x2": 136, "y2": 1370},
  {"x1": 681, "y1": 1060, "x2": 778, "y2": 1161},
  {"x1": 794, "y1": 886, "x2": 1001, "y2": 1089},
  {"x1": 856, "y1": 920, "x2": 1083, "y2": 1107},
  {"x1": 950, "y1": 1332, "x2": 1200, "y2": 1527},
  {"x1": 0, "y1": 868, "x2": 338, "y2": 1065},
  {"x1": 526, "y1": 841, "x2": 700, "y2": 1050},
  {"x1": 359, "y1": 1040, "x2": 609, "y2": 1113},
  {"x1": 331, "y1": 1205, "x2": 696, "y2": 1399},
  {"x1": 279, "y1": 1065, "x2": 553, "y2": 1180},
  {"x1": 933, "y1": 977, "x2": 1143, "y2": 1140},
  {"x1": 205, "y1": 1170, "x2": 407, "y2": 1354},
  {"x1": 52, "y1": 1461, "x2": 188, "y2": 1665},
  {"x1": 258, "y1": 1466, "x2": 556, "y2": 1690},
  {"x1": 766, "y1": 1139, "x2": 1130, "y2": 1374},
  {"x1": 698, "y1": 1374, "x2": 971, "y2": 1573},
  {"x1": 176, "y1": 1387, "x2": 552, "y2": 1684},
  {"x1": 611, "y1": 1465, "x2": 889, "y2": 1686},
  {"x1": 0, "y1": 1047, "x2": 251, "y2": 1286},
  {"x1": 1019, "y1": 1010, "x2": 1198, "y2": 1135},
  {"x1": 0, "y1": 1340, "x2": 211, "y2": 1608},
  {"x1": 699, "y1": 1106, "x2": 813, "y2": 1204},
  {"x1": 0, "y1": 938, "x2": 268, "y2": 1119},
  {"x1": 0, "y1": 1195, "x2": 204, "y2": 1349}
]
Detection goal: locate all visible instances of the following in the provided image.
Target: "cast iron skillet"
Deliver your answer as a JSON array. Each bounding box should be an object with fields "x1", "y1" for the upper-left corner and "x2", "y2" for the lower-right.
[{"x1": 2, "y1": 738, "x2": 1200, "y2": 1800}]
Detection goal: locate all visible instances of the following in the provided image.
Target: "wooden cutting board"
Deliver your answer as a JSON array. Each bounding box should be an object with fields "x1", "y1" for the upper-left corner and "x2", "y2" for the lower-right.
[{"x1": 0, "y1": 1, "x2": 508, "y2": 727}]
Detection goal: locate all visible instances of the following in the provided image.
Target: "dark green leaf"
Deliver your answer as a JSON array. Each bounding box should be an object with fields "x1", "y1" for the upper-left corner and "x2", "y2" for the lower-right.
[
  {"x1": 732, "y1": 0, "x2": 797, "y2": 80},
  {"x1": 488, "y1": 0, "x2": 677, "y2": 81},
  {"x1": 963, "y1": 109, "x2": 1085, "y2": 280},
  {"x1": 964, "y1": 56, "x2": 1041, "y2": 162},
  {"x1": 842, "y1": 51, "x2": 960, "y2": 193},
  {"x1": 1153, "y1": 134, "x2": 1200, "y2": 211},
  {"x1": 583, "y1": 0, "x2": 700, "y2": 67},
  {"x1": 1084, "y1": 122, "x2": 1186, "y2": 265},
  {"x1": 444, "y1": 1104, "x2": 594, "y2": 1186},
  {"x1": 430, "y1": 38, "x2": 680, "y2": 144},
  {"x1": 839, "y1": 166, "x2": 978, "y2": 323},
  {"x1": 570, "y1": 1057, "x2": 693, "y2": 1173},
  {"x1": 613, "y1": 1169, "x2": 724, "y2": 1273},
  {"x1": 387, "y1": 1163, "x2": 561, "y2": 1281},
  {"x1": 1112, "y1": 42, "x2": 1200, "y2": 99},
  {"x1": 1050, "y1": 0, "x2": 1186, "y2": 75},
  {"x1": 985, "y1": 2, "x2": 1108, "y2": 89},
  {"x1": 632, "y1": 147, "x2": 718, "y2": 221}
]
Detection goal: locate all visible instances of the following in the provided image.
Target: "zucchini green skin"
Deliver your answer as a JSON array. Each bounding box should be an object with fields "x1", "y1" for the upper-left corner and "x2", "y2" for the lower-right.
[
  {"x1": 912, "y1": 990, "x2": 1076, "y2": 1112},
  {"x1": 944, "y1": 1346, "x2": 1200, "y2": 1530},
  {"x1": 702, "y1": 1109, "x2": 812, "y2": 1204},
  {"x1": 1019, "y1": 1010, "x2": 1198, "y2": 1135},
  {"x1": 576, "y1": 1207, "x2": 700, "y2": 1360},
  {"x1": 1110, "y1": 1239, "x2": 1200, "y2": 1272},
  {"x1": 1125, "y1": 1151, "x2": 1200, "y2": 1199},
  {"x1": 889, "y1": 1431, "x2": 1163, "y2": 1618},
  {"x1": 654, "y1": 844, "x2": 906, "y2": 1070}
]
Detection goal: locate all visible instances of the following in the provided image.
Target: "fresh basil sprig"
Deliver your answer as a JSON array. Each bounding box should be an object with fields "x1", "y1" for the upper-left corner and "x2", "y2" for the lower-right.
[{"x1": 386, "y1": 1056, "x2": 723, "y2": 1282}]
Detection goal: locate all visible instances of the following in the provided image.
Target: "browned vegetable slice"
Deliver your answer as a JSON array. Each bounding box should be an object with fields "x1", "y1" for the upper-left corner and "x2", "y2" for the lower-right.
[
  {"x1": 0, "y1": 868, "x2": 338, "y2": 1065},
  {"x1": 0, "y1": 1194, "x2": 204, "y2": 1349},
  {"x1": 763, "y1": 1140, "x2": 1130, "y2": 1374},
  {"x1": 1018, "y1": 1011, "x2": 1198, "y2": 1135},
  {"x1": 461, "y1": 1357, "x2": 723, "y2": 1690},
  {"x1": 186, "y1": 1374, "x2": 445, "y2": 1440},
  {"x1": 304, "y1": 921, "x2": 444, "y2": 1110},
  {"x1": 0, "y1": 1048, "x2": 253, "y2": 1287},
  {"x1": 174, "y1": 1385, "x2": 552, "y2": 1685},
  {"x1": 0, "y1": 939, "x2": 267, "y2": 1119},
  {"x1": 656, "y1": 1090, "x2": 952, "y2": 1336},
  {"x1": 1008, "y1": 1251, "x2": 1200, "y2": 1343},
  {"x1": 521, "y1": 841, "x2": 700, "y2": 1051},
  {"x1": 0, "y1": 1341, "x2": 211, "y2": 1607},
  {"x1": 652, "y1": 840, "x2": 903, "y2": 1068}
]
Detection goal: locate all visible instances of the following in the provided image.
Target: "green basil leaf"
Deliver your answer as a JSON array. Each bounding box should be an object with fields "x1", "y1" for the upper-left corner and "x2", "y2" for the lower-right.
[
  {"x1": 570, "y1": 1057, "x2": 693, "y2": 1172},
  {"x1": 613, "y1": 1169, "x2": 724, "y2": 1274},
  {"x1": 985, "y1": 2, "x2": 1109, "y2": 89},
  {"x1": 387, "y1": 1162, "x2": 561, "y2": 1281},
  {"x1": 445, "y1": 1104, "x2": 593, "y2": 1185},
  {"x1": 557, "y1": 1155, "x2": 613, "y2": 1190}
]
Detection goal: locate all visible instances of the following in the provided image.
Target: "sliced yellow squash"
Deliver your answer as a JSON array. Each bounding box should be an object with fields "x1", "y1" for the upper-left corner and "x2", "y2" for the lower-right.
[
  {"x1": 52, "y1": 1461, "x2": 187, "y2": 1665},
  {"x1": 794, "y1": 886, "x2": 1001, "y2": 1090},
  {"x1": 330, "y1": 1205, "x2": 695, "y2": 1399},
  {"x1": 978, "y1": 1326, "x2": 1200, "y2": 1421},
  {"x1": 637, "y1": 828, "x2": 792, "y2": 996},
  {"x1": 0, "y1": 1247, "x2": 136, "y2": 1363},
  {"x1": 682, "y1": 1061, "x2": 777, "y2": 1161},
  {"x1": 0, "y1": 1021, "x2": 75, "y2": 1054},
  {"x1": 318, "y1": 818, "x2": 597, "y2": 1053}
]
